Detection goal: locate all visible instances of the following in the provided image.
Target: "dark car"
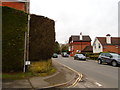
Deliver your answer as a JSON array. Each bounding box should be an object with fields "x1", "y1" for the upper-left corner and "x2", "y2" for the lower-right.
[
  {"x1": 98, "y1": 53, "x2": 120, "y2": 67},
  {"x1": 52, "y1": 53, "x2": 58, "y2": 58},
  {"x1": 62, "y1": 52, "x2": 69, "y2": 57},
  {"x1": 74, "y1": 54, "x2": 86, "y2": 60}
]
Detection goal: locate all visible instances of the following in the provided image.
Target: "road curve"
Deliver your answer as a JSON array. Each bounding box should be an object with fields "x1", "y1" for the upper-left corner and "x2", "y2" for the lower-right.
[{"x1": 53, "y1": 56, "x2": 118, "y2": 88}]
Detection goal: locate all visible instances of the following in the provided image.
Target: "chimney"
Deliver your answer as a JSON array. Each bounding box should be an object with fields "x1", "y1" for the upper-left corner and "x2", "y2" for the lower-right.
[
  {"x1": 106, "y1": 34, "x2": 111, "y2": 44},
  {"x1": 80, "y1": 32, "x2": 83, "y2": 40}
]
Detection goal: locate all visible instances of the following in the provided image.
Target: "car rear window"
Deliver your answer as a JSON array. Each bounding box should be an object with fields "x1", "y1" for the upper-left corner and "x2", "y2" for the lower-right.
[{"x1": 100, "y1": 53, "x2": 105, "y2": 56}]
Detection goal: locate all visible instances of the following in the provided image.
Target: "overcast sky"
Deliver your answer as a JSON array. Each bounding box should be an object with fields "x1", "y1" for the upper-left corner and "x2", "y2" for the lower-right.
[{"x1": 30, "y1": 0, "x2": 119, "y2": 44}]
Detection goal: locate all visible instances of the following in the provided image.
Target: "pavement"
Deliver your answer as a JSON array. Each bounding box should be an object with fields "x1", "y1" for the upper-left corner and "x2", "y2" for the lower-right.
[{"x1": 2, "y1": 60, "x2": 82, "y2": 89}]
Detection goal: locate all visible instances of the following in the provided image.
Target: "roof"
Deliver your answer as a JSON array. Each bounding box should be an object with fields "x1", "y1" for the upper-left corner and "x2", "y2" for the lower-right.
[
  {"x1": 96, "y1": 37, "x2": 120, "y2": 45},
  {"x1": 81, "y1": 46, "x2": 93, "y2": 52},
  {"x1": 69, "y1": 35, "x2": 91, "y2": 43}
]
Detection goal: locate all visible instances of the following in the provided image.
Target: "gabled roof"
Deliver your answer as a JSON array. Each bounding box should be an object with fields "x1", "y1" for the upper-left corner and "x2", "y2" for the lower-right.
[
  {"x1": 69, "y1": 35, "x2": 91, "y2": 43},
  {"x1": 82, "y1": 46, "x2": 93, "y2": 52},
  {"x1": 96, "y1": 37, "x2": 120, "y2": 45}
]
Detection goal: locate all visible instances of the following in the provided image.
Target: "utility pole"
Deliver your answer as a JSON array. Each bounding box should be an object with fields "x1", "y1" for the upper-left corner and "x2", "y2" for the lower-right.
[{"x1": 23, "y1": 1, "x2": 30, "y2": 72}]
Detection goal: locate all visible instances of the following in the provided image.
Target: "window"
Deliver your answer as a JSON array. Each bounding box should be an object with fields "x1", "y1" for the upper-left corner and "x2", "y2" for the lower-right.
[
  {"x1": 94, "y1": 44, "x2": 96, "y2": 49},
  {"x1": 72, "y1": 46, "x2": 74, "y2": 50},
  {"x1": 105, "y1": 53, "x2": 112, "y2": 57},
  {"x1": 99, "y1": 43, "x2": 101, "y2": 48},
  {"x1": 100, "y1": 53, "x2": 105, "y2": 56},
  {"x1": 104, "y1": 46, "x2": 106, "y2": 48},
  {"x1": 115, "y1": 45, "x2": 118, "y2": 48}
]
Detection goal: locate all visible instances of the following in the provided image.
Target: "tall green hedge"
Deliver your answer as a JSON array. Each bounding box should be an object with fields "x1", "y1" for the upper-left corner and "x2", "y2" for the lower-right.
[
  {"x1": 29, "y1": 14, "x2": 55, "y2": 61},
  {"x1": 2, "y1": 6, "x2": 28, "y2": 72}
]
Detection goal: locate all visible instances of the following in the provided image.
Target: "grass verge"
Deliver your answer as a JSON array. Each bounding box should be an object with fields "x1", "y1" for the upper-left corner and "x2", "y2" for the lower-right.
[
  {"x1": 2, "y1": 59, "x2": 56, "y2": 80},
  {"x1": 2, "y1": 72, "x2": 34, "y2": 80},
  {"x1": 29, "y1": 59, "x2": 56, "y2": 77}
]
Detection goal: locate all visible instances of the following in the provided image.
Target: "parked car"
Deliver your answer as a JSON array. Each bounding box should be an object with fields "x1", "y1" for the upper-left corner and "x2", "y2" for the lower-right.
[
  {"x1": 62, "y1": 52, "x2": 69, "y2": 57},
  {"x1": 74, "y1": 54, "x2": 86, "y2": 60},
  {"x1": 98, "y1": 53, "x2": 120, "y2": 67},
  {"x1": 52, "y1": 53, "x2": 58, "y2": 58}
]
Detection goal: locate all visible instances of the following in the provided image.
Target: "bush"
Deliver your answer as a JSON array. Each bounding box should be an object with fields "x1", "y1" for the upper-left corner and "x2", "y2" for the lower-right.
[
  {"x1": 85, "y1": 53, "x2": 99, "y2": 60},
  {"x1": 29, "y1": 14, "x2": 55, "y2": 61},
  {"x1": 89, "y1": 55, "x2": 99, "y2": 60},
  {"x1": 2, "y1": 6, "x2": 28, "y2": 72}
]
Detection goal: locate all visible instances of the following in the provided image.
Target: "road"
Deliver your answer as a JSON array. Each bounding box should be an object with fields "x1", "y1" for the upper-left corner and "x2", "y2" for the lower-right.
[{"x1": 53, "y1": 55, "x2": 119, "y2": 88}]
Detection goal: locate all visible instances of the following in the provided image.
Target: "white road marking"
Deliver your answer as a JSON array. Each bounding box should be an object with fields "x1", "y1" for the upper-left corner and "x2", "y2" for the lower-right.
[
  {"x1": 95, "y1": 82, "x2": 102, "y2": 87},
  {"x1": 53, "y1": 60, "x2": 82, "y2": 88}
]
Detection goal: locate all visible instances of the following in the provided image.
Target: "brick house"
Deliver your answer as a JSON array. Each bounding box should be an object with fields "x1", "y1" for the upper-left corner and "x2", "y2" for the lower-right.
[
  {"x1": 0, "y1": 0, "x2": 29, "y2": 13},
  {"x1": 69, "y1": 33, "x2": 92, "y2": 56},
  {"x1": 93, "y1": 34, "x2": 120, "y2": 54}
]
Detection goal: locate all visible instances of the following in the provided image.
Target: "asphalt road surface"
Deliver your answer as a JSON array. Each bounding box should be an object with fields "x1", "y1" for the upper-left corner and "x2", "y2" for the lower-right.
[{"x1": 53, "y1": 55, "x2": 119, "y2": 88}]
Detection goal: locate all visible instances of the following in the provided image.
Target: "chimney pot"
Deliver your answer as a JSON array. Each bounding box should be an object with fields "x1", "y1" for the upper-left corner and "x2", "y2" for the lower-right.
[
  {"x1": 106, "y1": 34, "x2": 111, "y2": 44},
  {"x1": 106, "y1": 34, "x2": 111, "y2": 36},
  {"x1": 80, "y1": 32, "x2": 83, "y2": 40}
]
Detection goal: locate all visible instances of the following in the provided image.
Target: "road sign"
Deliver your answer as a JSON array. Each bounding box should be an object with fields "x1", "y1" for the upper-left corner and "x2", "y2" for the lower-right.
[{"x1": 25, "y1": 61, "x2": 30, "y2": 65}]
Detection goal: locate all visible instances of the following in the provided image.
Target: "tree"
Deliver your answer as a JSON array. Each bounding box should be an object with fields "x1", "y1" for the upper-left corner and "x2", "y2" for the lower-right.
[
  {"x1": 61, "y1": 44, "x2": 69, "y2": 53},
  {"x1": 54, "y1": 41, "x2": 60, "y2": 54}
]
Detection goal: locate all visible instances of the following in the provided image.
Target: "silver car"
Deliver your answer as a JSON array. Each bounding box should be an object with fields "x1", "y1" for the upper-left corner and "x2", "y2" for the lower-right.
[
  {"x1": 98, "y1": 53, "x2": 120, "y2": 67},
  {"x1": 74, "y1": 54, "x2": 86, "y2": 60}
]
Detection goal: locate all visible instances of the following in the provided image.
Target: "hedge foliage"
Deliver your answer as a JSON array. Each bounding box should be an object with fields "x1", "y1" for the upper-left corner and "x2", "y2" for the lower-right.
[
  {"x1": 29, "y1": 14, "x2": 55, "y2": 61},
  {"x1": 85, "y1": 53, "x2": 99, "y2": 60},
  {"x1": 2, "y1": 6, "x2": 28, "y2": 72}
]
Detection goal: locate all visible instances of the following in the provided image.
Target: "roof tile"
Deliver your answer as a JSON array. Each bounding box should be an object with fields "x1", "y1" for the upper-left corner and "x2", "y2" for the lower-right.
[
  {"x1": 97, "y1": 37, "x2": 120, "y2": 45},
  {"x1": 69, "y1": 35, "x2": 91, "y2": 43}
]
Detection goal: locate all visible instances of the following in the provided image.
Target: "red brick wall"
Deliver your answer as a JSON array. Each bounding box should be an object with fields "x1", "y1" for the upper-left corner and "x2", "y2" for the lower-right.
[
  {"x1": 103, "y1": 45, "x2": 120, "y2": 54},
  {"x1": 69, "y1": 42, "x2": 91, "y2": 56},
  {"x1": 0, "y1": 2, "x2": 25, "y2": 12}
]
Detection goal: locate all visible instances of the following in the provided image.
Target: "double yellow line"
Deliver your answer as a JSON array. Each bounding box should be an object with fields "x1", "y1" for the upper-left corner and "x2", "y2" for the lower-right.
[{"x1": 54, "y1": 60, "x2": 83, "y2": 88}]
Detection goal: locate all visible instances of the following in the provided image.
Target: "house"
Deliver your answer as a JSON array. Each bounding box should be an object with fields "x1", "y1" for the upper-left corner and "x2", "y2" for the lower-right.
[
  {"x1": 0, "y1": 0, "x2": 29, "y2": 13},
  {"x1": 69, "y1": 33, "x2": 92, "y2": 56},
  {"x1": 93, "y1": 34, "x2": 120, "y2": 54}
]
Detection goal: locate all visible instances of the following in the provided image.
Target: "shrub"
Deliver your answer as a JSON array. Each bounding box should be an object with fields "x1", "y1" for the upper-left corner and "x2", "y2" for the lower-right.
[
  {"x1": 2, "y1": 6, "x2": 28, "y2": 72},
  {"x1": 29, "y1": 14, "x2": 55, "y2": 61},
  {"x1": 85, "y1": 53, "x2": 99, "y2": 60}
]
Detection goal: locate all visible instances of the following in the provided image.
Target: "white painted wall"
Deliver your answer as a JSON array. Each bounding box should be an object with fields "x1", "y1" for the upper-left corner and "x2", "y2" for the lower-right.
[{"x1": 93, "y1": 38, "x2": 103, "y2": 53}]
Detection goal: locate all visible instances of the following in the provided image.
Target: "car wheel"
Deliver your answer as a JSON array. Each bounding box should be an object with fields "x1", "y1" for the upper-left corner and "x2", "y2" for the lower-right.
[
  {"x1": 98, "y1": 59, "x2": 102, "y2": 64},
  {"x1": 111, "y1": 61, "x2": 117, "y2": 67}
]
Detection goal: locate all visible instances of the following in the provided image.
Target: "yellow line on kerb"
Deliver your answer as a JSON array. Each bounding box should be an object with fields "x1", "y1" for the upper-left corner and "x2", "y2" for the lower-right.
[{"x1": 53, "y1": 60, "x2": 83, "y2": 88}]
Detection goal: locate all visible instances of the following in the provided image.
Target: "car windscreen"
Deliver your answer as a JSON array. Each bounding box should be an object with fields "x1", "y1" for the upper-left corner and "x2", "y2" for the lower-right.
[
  {"x1": 77, "y1": 54, "x2": 84, "y2": 56},
  {"x1": 110, "y1": 53, "x2": 120, "y2": 58},
  {"x1": 53, "y1": 53, "x2": 57, "y2": 55}
]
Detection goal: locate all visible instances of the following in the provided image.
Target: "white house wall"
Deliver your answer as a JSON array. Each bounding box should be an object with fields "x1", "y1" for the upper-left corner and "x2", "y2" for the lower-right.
[{"x1": 93, "y1": 38, "x2": 103, "y2": 53}]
